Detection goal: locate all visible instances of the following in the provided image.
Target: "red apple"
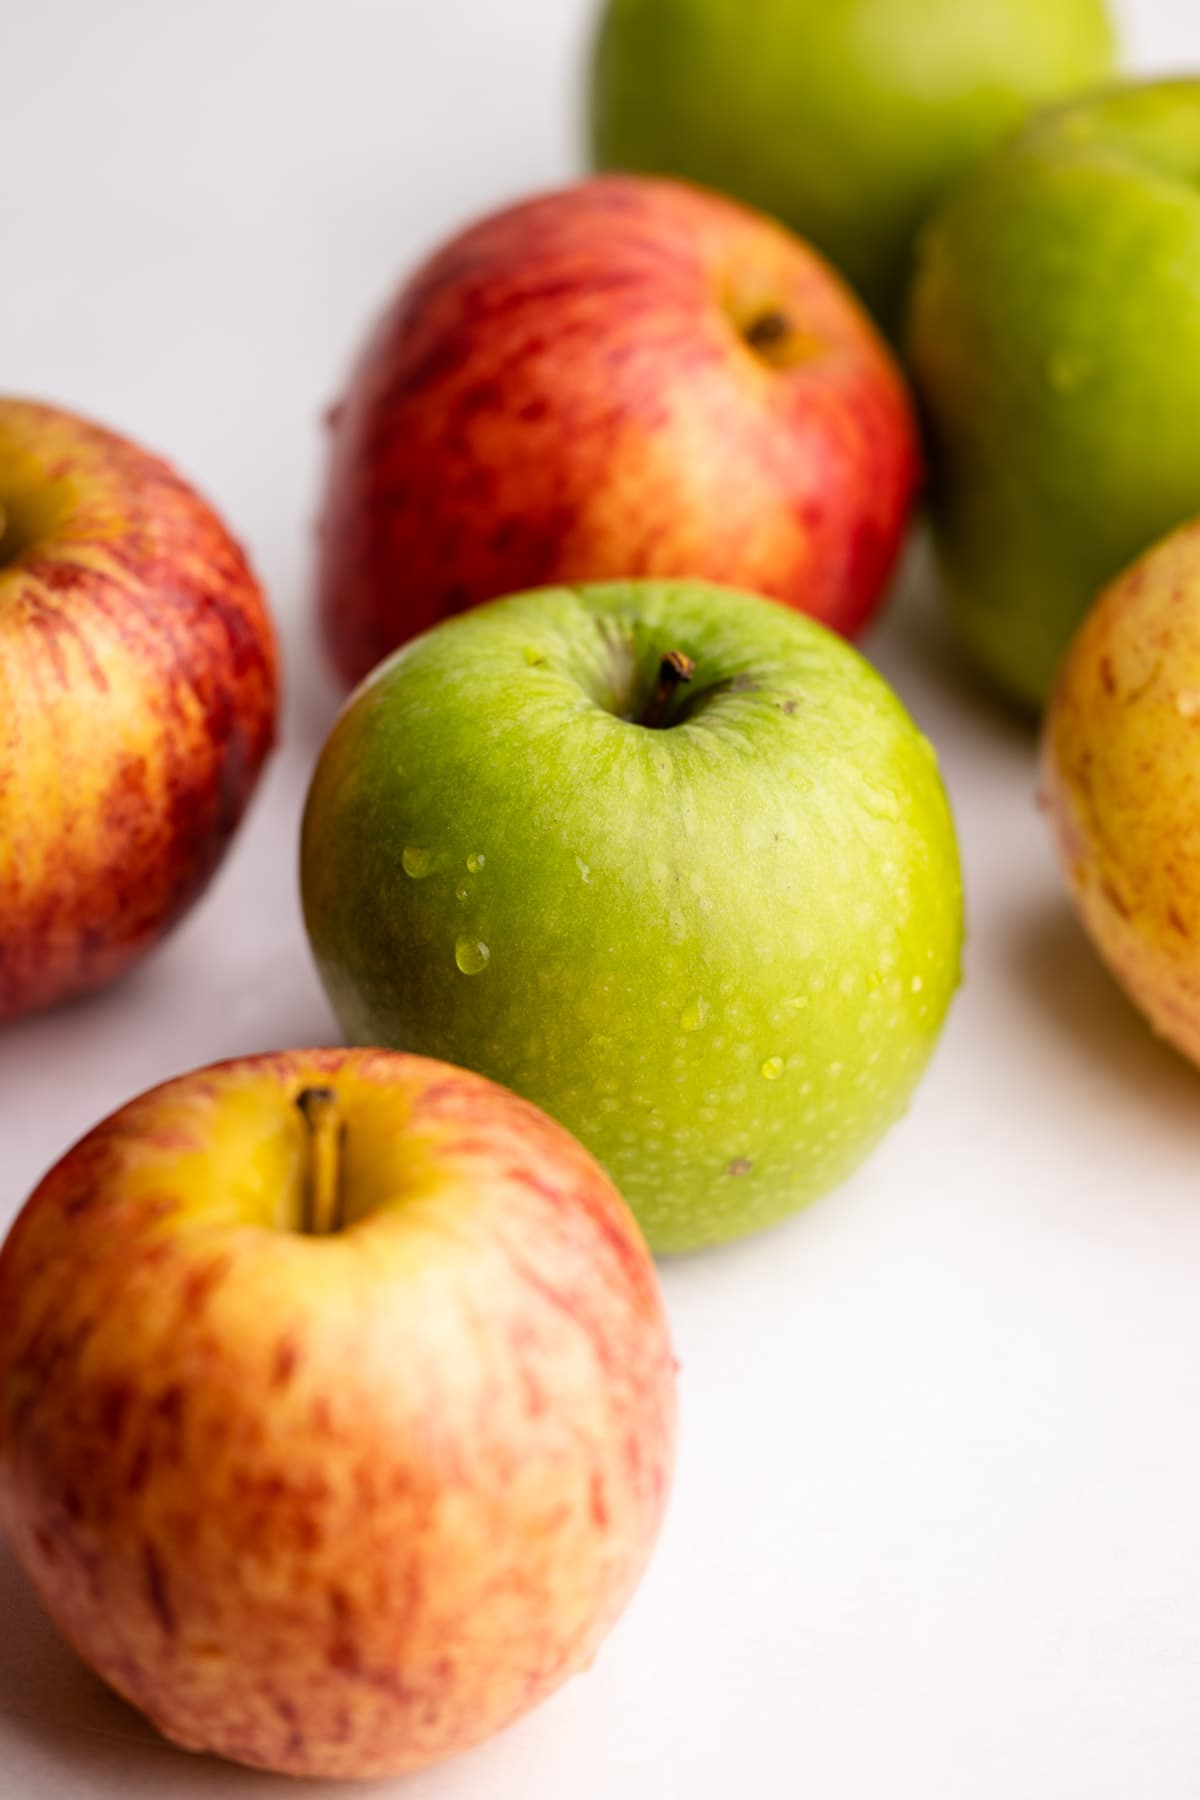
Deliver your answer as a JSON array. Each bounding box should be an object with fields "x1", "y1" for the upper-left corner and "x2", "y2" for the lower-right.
[
  {"x1": 0, "y1": 398, "x2": 278, "y2": 1020},
  {"x1": 318, "y1": 175, "x2": 920, "y2": 687},
  {"x1": 0, "y1": 1048, "x2": 676, "y2": 1779}
]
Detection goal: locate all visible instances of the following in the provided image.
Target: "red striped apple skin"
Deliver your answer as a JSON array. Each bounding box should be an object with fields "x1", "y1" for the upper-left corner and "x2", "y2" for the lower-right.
[
  {"x1": 0, "y1": 399, "x2": 277, "y2": 1021},
  {"x1": 0, "y1": 1048, "x2": 676, "y2": 1780},
  {"x1": 318, "y1": 175, "x2": 920, "y2": 688}
]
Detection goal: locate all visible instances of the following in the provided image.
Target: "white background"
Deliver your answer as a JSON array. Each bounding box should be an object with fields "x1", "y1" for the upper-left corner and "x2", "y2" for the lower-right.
[{"x1": 3, "y1": 3, "x2": 1200, "y2": 1796}]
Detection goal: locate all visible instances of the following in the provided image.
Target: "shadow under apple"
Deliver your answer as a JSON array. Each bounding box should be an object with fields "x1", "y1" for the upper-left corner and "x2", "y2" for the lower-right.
[
  {"x1": 1002, "y1": 897, "x2": 1200, "y2": 1133},
  {"x1": 0, "y1": 1540, "x2": 345, "y2": 1793}
]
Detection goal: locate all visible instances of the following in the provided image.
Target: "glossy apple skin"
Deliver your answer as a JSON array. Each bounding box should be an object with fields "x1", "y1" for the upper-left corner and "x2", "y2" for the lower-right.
[
  {"x1": 910, "y1": 81, "x2": 1200, "y2": 711},
  {"x1": 0, "y1": 1049, "x2": 675, "y2": 1780},
  {"x1": 317, "y1": 176, "x2": 919, "y2": 689},
  {"x1": 0, "y1": 399, "x2": 277, "y2": 1019},
  {"x1": 590, "y1": 0, "x2": 1115, "y2": 331},
  {"x1": 1042, "y1": 523, "x2": 1200, "y2": 1065},
  {"x1": 302, "y1": 581, "x2": 963, "y2": 1253}
]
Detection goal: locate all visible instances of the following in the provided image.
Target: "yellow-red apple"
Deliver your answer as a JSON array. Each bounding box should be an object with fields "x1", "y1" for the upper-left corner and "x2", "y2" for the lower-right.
[
  {"x1": 0, "y1": 1048, "x2": 676, "y2": 1779},
  {"x1": 0, "y1": 398, "x2": 277, "y2": 1020},
  {"x1": 1042, "y1": 521, "x2": 1200, "y2": 1065},
  {"x1": 317, "y1": 176, "x2": 920, "y2": 688}
]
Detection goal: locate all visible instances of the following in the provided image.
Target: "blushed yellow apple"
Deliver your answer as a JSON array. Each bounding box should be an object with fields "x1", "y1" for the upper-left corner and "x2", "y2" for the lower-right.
[
  {"x1": 0, "y1": 1049, "x2": 676, "y2": 1779},
  {"x1": 1042, "y1": 522, "x2": 1200, "y2": 1066}
]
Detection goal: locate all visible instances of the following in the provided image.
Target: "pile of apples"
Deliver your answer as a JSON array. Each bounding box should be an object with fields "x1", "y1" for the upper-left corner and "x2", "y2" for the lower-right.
[{"x1": 1, "y1": 0, "x2": 1197, "y2": 1781}]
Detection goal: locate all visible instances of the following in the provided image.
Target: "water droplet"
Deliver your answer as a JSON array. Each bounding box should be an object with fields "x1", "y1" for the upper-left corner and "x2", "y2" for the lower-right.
[
  {"x1": 455, "y1": 937, "x2": 490, "y2": 975},
  {"x1": 862, "y1": 784, "x2": 901, "y2": 821},
  {"x1": 679, "y1": 995, "x2": 710, "y2": 1032},
  {"x1": 1046, "y1": 347, "x2": 1091, "y2": 393},
  {"x1": 466, "y1": 851, "x2": 486, "y2": 873},
  {"x1": 402, "y1": 847, "x2": 435, "y2": 878},
  {"x1": 1176, "y1": 689, "x2": 1200, "y2": 719},
  {"x1": 455, "y1": 883, "x2": 470, "y2": 903},
  {"x1": 761, "y1": 1056, "x2": 784, "y2": 1081}
]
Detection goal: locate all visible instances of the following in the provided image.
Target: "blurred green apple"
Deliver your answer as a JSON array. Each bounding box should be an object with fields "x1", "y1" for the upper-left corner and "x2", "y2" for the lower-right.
[
  {"x1": 302, "y1": 581, "x2": 963, "y2": 1254},
  {"x1": 910, "y1": 80, "x2": 1200, "y2": 710},
  {"x1": 588, "y1": 0, "x2": 1115, "y2": 330}
]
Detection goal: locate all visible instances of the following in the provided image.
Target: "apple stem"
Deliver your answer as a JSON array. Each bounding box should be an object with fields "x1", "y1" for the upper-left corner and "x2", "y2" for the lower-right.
[
  {"x1": 297, "y1": 1087, "x2": 343, "y2": 1235},
  {"x1": 640, "y1": 651, "x2": 695, "y2": 729}
]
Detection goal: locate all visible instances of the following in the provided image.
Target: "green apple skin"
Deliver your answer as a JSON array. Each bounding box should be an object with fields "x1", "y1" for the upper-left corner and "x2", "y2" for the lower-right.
[
  {"x1": 302, "y1": 582, "x2": 963, "y2": 1255},
  {"x1": 589, "y1": 0, "x2": 1116, "y2": 331},
  {"x1": 910, "y1": 80, "x2": 1200, "y2": 711}
]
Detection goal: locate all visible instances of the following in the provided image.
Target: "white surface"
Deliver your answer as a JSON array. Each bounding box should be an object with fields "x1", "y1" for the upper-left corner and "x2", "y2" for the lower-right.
[{"x1": 3, "y1": 3, "x2": 1200, "y2": 1796}]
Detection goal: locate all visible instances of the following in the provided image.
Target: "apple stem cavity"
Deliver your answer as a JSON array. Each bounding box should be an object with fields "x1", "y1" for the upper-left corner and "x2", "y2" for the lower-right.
[
  {"x1": 296, "y1": 1087, "x2": 344, "y2": 1235},
  {"x1": 744, "y1": 310, "x2": 791, "y2": 357},
  {"x1": 640, "y1": 651, "x2": 696, "y2": 729}
]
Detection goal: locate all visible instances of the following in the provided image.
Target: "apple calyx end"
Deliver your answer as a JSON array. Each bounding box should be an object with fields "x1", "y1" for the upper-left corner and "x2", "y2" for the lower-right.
[
  {"x1": 296, "y1": 1086, "x2": 344, "y2": 1235},
  {"x1": 639, "y1": 651, "x2": 695, "y2": 730}
]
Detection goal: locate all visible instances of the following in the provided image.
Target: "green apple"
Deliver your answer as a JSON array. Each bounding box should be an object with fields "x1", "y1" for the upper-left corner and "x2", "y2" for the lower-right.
[
  {"x1": 910, "y1": 79, "x2": 1200, "y2": 711},
  {"x1": 588, "y1": 0, "x2": 1116, "y2": 331},
  {"x1": 301, "y1": 581, "x2": 963, "y2": 1254},
  {"x1": 0, "y1": 1049, "x2": 675, "y2": 1779}
]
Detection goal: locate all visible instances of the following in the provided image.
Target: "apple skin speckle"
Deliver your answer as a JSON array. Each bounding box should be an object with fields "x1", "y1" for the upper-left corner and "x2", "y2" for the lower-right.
[{"x1": 0, "y1": 1049, "x2": 676, "y2": 1780}]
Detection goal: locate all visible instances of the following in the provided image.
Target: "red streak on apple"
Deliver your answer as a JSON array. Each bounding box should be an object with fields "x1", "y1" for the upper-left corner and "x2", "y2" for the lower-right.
[
  {"x1": 0, "y1": 1048, "x2": 676, "y2": 1779},
  {"x1": 0, "y1": 398, "x2": 278, "y2": 1020},
  {"x1": 318, "y1": 176, "x2": 920, "y2": 686}
]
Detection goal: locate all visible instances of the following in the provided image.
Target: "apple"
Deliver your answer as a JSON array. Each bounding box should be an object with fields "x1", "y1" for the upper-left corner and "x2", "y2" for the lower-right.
[
  {"x1": 1042, "y1": 520, "x2": 1200, "y2": 1066},
  {"x1": 0, "y1": 1047, "x2": 676, "y2": 1780},
  {"x1": 0, "y1": 397, "x2": 277, "y2": 1019},
  {"x1": 588, "y1": 0, "x2": 1116, "y2": 333},
  {"x1": 909, "y1": 79, "x2": 1200, "y2": 711},
  {"x1": 316, "y1": 175, "x2": 919, "y2": 690},
  {"x1": 302, "y1": 580, "x2": 964, "y2": 1254}
]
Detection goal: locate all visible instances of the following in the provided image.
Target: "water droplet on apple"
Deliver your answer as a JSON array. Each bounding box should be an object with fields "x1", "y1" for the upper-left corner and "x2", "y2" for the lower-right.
[
  {"x1": 402, "y1": 847, "x2": 436, "y2": 878},
  {"x1": 862, "y1": 784, "x2": 901, "y2": 821},
  {"x1": 455, "y1": 883, "x2": 470, "y2": 902},
  {"x1": 467, "y1": 852, "x2": 486, "y2": 873},
  {"x1": 761, "y1": 1056, "x2": 784, "y2": 1081},
  {"x1": 679, "y1": 995, "x2": 710, "y2": 1032},
  {"x1": 455, "y1": 937, "x2": 490, "y2": 975}
]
